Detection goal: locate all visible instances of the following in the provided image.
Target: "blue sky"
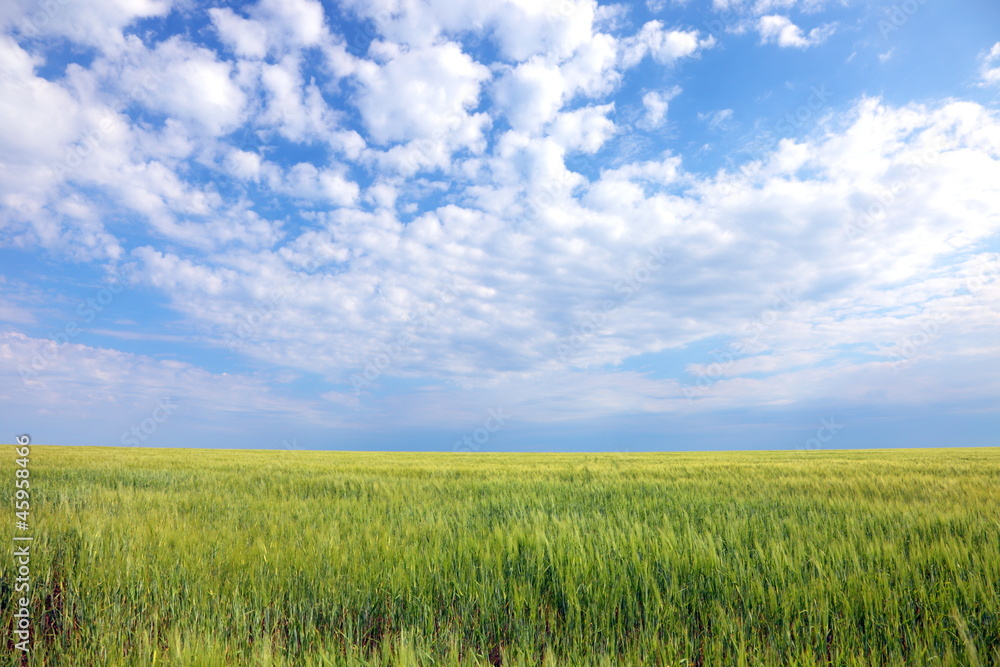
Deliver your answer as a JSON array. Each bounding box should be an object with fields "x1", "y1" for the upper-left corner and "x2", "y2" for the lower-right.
[{"x1": 1, "y1": 0, "x2": 998, "y2": 451}]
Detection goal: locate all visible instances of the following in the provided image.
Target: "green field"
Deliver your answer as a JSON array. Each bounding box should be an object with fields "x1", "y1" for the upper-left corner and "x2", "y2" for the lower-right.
[{"x1": 3, "y1": 446, "x2": 999, "y2": 666}]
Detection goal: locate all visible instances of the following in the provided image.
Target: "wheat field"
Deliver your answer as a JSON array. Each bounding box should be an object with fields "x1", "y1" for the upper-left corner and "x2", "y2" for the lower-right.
[{"x1": 3, "y1": 445, "x2": 999, "y2": 665}]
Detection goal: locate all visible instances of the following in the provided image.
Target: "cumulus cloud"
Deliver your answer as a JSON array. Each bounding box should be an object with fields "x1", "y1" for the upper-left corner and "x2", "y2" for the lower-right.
[
  {"x1": 0, "y1": 36, "x2": 126, "y2": 260},
  {"x1": 120, "y1": 37, "x2": 247, "y2": 136},
  {"x1": 224, "y1": 149, "x2": 263, "y2": 182},
  {"x1": 0, "y1": 37, "x2": 81, "y2": 164},
  {"x1": 4, "y1": 0, "x2": 172, "y2": 51},
  {"x1": 487, "y1": 0, "x2": 600, "y2": 62},
  {"x1": 757, "y1": 14, "x2": 835, "y2": 48},
  {"x1": 980, "y1": 42, "x2": 1000, "y2": 87},
  {"x1": 492, "y1": 30, "x2": 619, "y2": 136},
  {"x1": 103, "y1": 98, "x2": 1000, "y2": 409},
  {"x1": 494, "y1": 58, "x2": 569, "y2": 133},
  {"x1": 257, "y1": 55, "x2": 346, "y2": 143},
  {"x1": 639, "y1": 87, "x2": 682, "y2": 129},
  {"x1": 548, "y1": 104, "x2": 617, "y2": 153},
  {"x1": 354, "y1": 41, "x2": 490, "y2": 148},
  {"x1": 209, "y1": 8, "x2": 270, "y2": 59},
  {"x1": 337, "y1": 0, "x2": 600, "y2": 62},
  {"x1": 265, "y1": 162, "x2": 360, "y2": 206},
  {"x1": 620, "y1": 22, "x2": 715, "y2": 67},
  {"x1": 209, "y1": 0, "x2": 328, "y2": 57}
]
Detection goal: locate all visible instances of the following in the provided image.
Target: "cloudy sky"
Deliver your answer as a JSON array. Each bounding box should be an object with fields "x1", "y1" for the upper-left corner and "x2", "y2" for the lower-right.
[{"x1": 1, "y1": 0, "x2": 998, "y2": 452}]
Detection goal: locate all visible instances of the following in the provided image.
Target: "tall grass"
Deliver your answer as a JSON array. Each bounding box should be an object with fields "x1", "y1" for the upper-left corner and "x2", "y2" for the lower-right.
[{"x1": 3, "y1": 447, "x2": 999, "y2": 665}]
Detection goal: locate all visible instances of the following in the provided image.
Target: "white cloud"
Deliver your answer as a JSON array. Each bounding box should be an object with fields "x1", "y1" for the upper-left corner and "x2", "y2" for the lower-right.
[
  {"x1": 0, "y1": 36, "x2": 125, "y2": 260},
  {"x1": 494, "y1": 32, "x2": 619, "y2": 136},
  {"x1": 489, "y1": 0, "x2": 599, "y2": 62},
  {"x1": 0, "y1": 37, "x2": 81, "y2": 164},
  {"x1": 338, "y1": 0, "x2": 600, "y2": 62},
  {"x1": 558, "y1": 31, "x2": 621, "y2": 98},
  {"x1": 224, "y1": 149, "x2": 263, "y2": 182},
  {"x1": 264, "y1": 162, "x2": 360, "y2": 206},
  {"x1": 116, "y1": 96, "x2": 999, "y2": 416},
  {"x1": 495, "y1": 58, "x2": 568, "y2": 133},
  {"x1": 209, "y1": 8, "x2": 269, "y2": 59},
  {"x1": 209, "y1": 0, "x2": 329, "y2": 57},
  {"x1": 715, "y1": 0, "x2": 835, "y2": 14},
  {"x1": 353, "y1": 41, "x2": 490, "y2": 150},
  {"x1": 0, "y1": 33, "x2": 288, "y2": 258},
  {"x1": 118, "y1": 37, "x2": 247, "y2": 136},
  {"x1": 489, "y1": 130, "x2": 586, "y2": 194},
  {"x1": 258, "y1": 55, "x2": 345, "y2": 143},
  {"x1": 638, "y1": 87, "x2": 681, "y2": 129},
  {"x1": 4, "y1": 0, "x2": 172, "y2": 52},
  {"x1": 548, "y1": 104, "x2": 617, "y2": 153},
  {"x1": 584, "y1": 154, "x2": 681, "y2": 210},
  {"x1": 980, "y1": 42, "x2": 1000, "y2": 87},
  {"x1": 0, "y1": 331, "x2": 342, "y2": 439},
  {"x1": 365, "y1": 181, "x2": 399, "y2": 210},
  {"x1": 699, "y1": 108, "x2": 734, "y2": 130},
  {"x1": 621, "y1": 22, "x2": 715, "y2": 67},
  {"x1": 757, "y1": 14, "x2": 835, "y2": 48},
  {"x1": 752, "y1": 0, "x2": 798, "y2": 12},
  {"x1": 255, "y1": 0, "x2": 327, "y2": 48}
]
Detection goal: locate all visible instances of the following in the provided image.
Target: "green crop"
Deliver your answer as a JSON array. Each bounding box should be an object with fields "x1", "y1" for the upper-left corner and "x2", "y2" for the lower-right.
[{"x1": 3, "y1": 446, "x2": 998, "y2": 665}]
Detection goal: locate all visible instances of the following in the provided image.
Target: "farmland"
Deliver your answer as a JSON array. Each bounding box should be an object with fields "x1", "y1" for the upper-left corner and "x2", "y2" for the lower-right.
[{"x1": 3, "y1": 446, "x2": 999, "y2": 665}]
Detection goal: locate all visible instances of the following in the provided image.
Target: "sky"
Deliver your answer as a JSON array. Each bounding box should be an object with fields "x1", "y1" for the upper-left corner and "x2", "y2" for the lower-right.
[{"x1": 1, "y1": 0, "x2": 998, "y2": 452}]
